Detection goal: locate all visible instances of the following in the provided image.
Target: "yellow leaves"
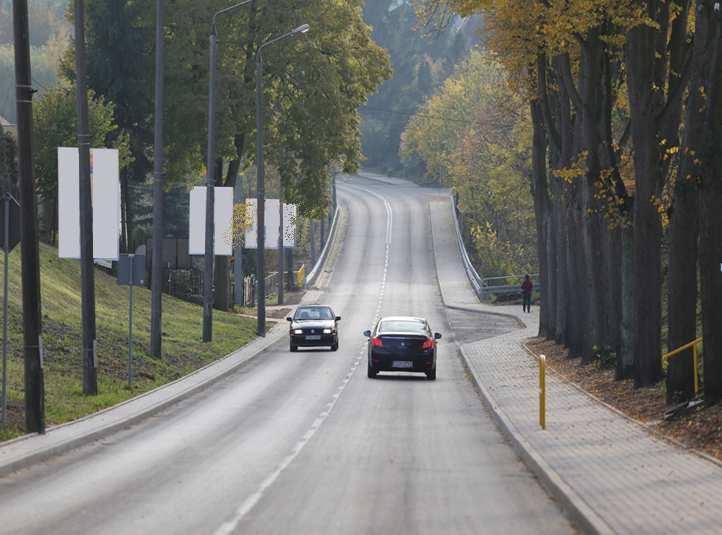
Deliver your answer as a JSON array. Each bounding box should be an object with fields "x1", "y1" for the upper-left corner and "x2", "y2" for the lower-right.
[
  {"x1": 230, "y1": 202, "x2": 253, "y2": 248},
  {"x1": 553, "y1": 151, "x2": 588, "y2": 184}
]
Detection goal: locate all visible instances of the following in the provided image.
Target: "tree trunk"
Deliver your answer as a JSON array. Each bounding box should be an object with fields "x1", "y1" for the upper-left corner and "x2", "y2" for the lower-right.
[
  {"x1": 605, "y1": 226, "x2": 622, "y2": 358},
  {"x1": 214, "y1": 256, "x2": 231, "y2": 311},
  {"x1": 530, "y1": 100, "x2": 550, "y2": 337},
  {"x1": 553, "y1": 199, "x2": 568, "y2": 344},
  {"x1": 618, "y1": 223, "x2": 635, "y2": 379},
  {"x1": 120, "y1": 171, "x2": 129, "y2": 252},
  {"x1": 309, "y1": 220, "x2": 317, "y2": 265},
  {"x1": 627, "y1": 16, "x2": 663, "y2": 387},
  {"x1": 579, "y1": 34, "x2": 607, "y2": 362},
  {"x1": 699, "y1": 7, "x2": 722, "y2": 403},
  {"x1": 666, "y1": 12, "x2": 705, "y2": 400}
]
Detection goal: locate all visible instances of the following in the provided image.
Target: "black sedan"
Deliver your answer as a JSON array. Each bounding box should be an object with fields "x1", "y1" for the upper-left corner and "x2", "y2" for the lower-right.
[
  {"x1": 287, "y1": 305, "x2": 341, "y2": 352},
  {"x1": 364, "y1": 316, "x2": 441, "y2": 380}
]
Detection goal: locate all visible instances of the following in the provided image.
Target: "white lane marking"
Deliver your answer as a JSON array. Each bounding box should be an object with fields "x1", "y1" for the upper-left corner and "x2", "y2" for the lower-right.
[{"x1": 214, "y1": 184, "x2": 393, "y2": 535}]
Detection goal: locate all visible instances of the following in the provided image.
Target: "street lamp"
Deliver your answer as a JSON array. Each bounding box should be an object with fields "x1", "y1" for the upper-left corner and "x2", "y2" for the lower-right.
[
  {"x1": 203, "y1": 1, "x2": 253, "y2": 343},
  {"x1": 256, "y1": 23, "x2": 310, "y2": 337}
]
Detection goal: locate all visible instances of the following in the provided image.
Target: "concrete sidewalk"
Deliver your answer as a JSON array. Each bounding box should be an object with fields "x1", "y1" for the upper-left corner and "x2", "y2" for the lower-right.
[{"x1": 429, "y1": 198, "x2": 722, "y2": 534}]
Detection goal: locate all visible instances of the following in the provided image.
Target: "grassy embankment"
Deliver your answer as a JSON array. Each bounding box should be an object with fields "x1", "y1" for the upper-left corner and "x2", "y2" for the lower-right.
[{"x1": 0, "y1": 243, "x2": 258, "y2": 442}]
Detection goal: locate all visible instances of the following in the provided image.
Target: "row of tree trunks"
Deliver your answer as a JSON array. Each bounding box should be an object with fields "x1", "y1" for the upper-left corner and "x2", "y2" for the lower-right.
[{"x1": 529, "y1": 3, "x2": 719, "y2": 405}]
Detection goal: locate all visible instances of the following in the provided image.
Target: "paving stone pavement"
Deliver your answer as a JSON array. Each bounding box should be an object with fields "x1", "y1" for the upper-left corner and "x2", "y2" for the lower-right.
[{"x1": 429, "y1": 198, "x2": 722, "y2": 534}]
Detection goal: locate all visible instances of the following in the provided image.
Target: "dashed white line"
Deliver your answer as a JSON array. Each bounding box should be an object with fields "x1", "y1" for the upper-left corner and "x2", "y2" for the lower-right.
[{"x1": 214, "y1": 182, "x2": 393, "y2": 535}]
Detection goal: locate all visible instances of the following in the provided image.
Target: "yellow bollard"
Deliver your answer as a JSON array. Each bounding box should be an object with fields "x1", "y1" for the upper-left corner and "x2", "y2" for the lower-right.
[{"x1": 539, "y1": 354, "x2": 546, "y2": 430}]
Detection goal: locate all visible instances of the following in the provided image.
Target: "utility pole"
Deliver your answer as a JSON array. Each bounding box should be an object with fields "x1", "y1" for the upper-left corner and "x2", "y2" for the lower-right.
[
  {"x1": 150, "y1": 0, "x2": 165, "y2": 357},
  {"x1": 202, "y1": 23, "x2": 218, "y2": 343},
  {"x1": 255, "y1": 51, "x2": 266, "y2": 336},
  {"x1": 12, "y1": 0, "x2": 44, "y2": 431},
  {"x1": 74, "y1": 0, "x2": 97, "y2": 395},
  {"x1": 277, "y1": 186, "x2": 284, "y2": 305}
]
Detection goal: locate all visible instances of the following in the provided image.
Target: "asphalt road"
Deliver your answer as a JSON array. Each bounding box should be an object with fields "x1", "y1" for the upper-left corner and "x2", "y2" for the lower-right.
[{"x1": 0, "y1": 176, "x2": 574, "y2": 534}]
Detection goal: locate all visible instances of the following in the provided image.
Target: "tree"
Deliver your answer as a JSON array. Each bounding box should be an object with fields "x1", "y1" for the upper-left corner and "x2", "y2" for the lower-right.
[
  {"x1": 32, "y1": 85, "x2": 130, "y2": 241},
  {"x1": 401, "y1": 50, "x2": 537, "y2": 277},
  {"x1": 424, "y1": 0, "x2": 704, "y2": 395},
  {"x1": 64, "y1": 0, "x2": 155, "y2": 251}
]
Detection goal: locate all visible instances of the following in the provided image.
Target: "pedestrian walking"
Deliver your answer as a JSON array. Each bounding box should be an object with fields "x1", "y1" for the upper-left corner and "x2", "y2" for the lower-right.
[{"x1": 521, "y1": 274, "x2": 533, "y2": 313}]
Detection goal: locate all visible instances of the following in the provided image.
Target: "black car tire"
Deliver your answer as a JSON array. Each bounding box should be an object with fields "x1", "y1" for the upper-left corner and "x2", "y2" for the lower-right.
[
  {"x1": 290, "y1": 342, "x2": 298, "y2": 352},
  {"x1": 331, "y1": 342, "x2": 339, "y2": 351},
  {"x1": 426, "y1": 367, "x2": 436, "y2": 381},
  {"x1": 367, "y1": 362, "x2": 377, "y2": 378}
]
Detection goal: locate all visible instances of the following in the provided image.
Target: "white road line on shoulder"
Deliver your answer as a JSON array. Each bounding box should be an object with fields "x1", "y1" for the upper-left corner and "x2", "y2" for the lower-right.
[{"x1": 214, "y1": 183, "x2": 394, "y2": 535}]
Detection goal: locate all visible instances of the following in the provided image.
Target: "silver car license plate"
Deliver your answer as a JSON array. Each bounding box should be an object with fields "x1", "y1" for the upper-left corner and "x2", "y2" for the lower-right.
[
  {"x1": 306, "y1": 335, "x2": 321, "y2": 340},
  {"x1": 392, "y1": 360, "x2": 413, "y2": 369}
]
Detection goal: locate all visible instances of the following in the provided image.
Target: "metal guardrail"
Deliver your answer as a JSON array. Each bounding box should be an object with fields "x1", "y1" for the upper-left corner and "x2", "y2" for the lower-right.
[
  {"x1": 449, "y1": 197, "x2": 484, "y2": 300},
  {"x1": 305, "y1": 206, "x2": 340, "y2": 288},
  {"x1": 449, "y1": 196, "x2": 541, "y2": 300}
]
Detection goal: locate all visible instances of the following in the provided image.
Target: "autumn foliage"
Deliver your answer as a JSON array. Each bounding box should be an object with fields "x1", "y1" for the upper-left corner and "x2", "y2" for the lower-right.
[{"x1": 418, "y1": 0, "x2": 722, "y2": 402}]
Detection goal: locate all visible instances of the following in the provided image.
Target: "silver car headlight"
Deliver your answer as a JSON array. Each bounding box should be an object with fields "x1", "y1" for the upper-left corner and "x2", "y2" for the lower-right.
[
  {"x1": 323, "y1": 328, "x2": 332, "y2": 334},
  {"x1": 294, "y1": 329, "x2": 303, "y2": 334}
]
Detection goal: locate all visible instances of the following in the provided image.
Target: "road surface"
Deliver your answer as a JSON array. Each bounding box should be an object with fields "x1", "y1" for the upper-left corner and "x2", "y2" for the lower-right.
[{"x1": 0, "y1": 176, "x2": 574, "y2": 534}]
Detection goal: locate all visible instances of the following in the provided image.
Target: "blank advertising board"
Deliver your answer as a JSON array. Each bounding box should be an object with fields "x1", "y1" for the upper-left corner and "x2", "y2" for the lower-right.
[
  {"x1": 244, "y1": 199, "x2": 296, "y2": 249},
  {"x1": 283, "y1": 203, "x2": 297, "y2": 247},
  {"x1": 188, "y1": 186, "x2": 234, "y2": 256},
  {"x1": 58, "y1": 147, "x2": 121, "y2": 260}
]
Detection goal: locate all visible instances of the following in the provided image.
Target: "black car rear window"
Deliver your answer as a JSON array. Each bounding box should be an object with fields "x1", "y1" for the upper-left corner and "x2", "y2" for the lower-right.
[
  {"x1": 379, "y1": 320, "x2": 426, "y2": 334},
  {"x1": 294, "y1": 307, "x2": 334, "y2": 320}
]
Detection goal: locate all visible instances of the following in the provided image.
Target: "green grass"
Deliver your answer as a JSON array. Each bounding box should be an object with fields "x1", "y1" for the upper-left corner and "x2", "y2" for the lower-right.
[{"x1": 0, "y1": 243, "x2": 259, "y2": 441}]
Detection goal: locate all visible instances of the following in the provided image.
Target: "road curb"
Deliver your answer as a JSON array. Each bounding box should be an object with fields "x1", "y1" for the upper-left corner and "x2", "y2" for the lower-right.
[
  {"x1": 0, "y1": 323, "x2": 290, "y2": 478},
  {"x1": 456, "y1": 343, "x2": 613, "y2": 535}
]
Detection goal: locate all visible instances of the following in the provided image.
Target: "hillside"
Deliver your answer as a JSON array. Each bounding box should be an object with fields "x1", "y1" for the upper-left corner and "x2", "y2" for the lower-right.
[{"x1": 1, "y1": 243, "x2": 258, "y2": 440}]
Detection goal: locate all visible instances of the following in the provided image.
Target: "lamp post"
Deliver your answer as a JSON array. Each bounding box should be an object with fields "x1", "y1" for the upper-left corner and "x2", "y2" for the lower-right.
[
  {"x1": 150, "y1": 0, "x2": 165, "y2": 358},
  {"x1": 74, "y1": 0, "x2": 97, "y2": 396},
  {"x1": 203, "y1": 1, "x2": 253, "y2": 343},
  {"x1": 255, "y1": 23, "x2": 309, "y2": 337}
]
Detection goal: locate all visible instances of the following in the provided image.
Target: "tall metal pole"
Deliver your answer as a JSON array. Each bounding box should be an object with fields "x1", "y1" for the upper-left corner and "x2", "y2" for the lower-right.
[
  {"x1": 203, "y1": 27, "x2": 218, "y2": 343},
  {"x1": 128, "y1": 255, "x2": 134, "y2": 387},
  {"x1": 2, "y1": 195, "x2": 9, "y2": 425},
  {"x1": 12, "y1": 0, "x2": 44, "y2": 431},
  {"x1": 255, "y1": 52, "x2": 266, "y2": 336},
  {"x1": 150, "y1": 0, "x2": 165, "y2": 357},
  {"x1": 278, "y1": 188, "x2": 284, "y2": 305},
  {"x1": 203, "y1": 2, "x2": 254, "y2": 330},
  {"x1": 74, "y1": 0, "x2": 98, "y2": 396}
]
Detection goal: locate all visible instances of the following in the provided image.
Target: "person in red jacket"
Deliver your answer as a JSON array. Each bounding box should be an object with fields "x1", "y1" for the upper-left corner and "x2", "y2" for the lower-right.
[{"x1": 521, "y1": 274, "x2": 533, "y2": 313}]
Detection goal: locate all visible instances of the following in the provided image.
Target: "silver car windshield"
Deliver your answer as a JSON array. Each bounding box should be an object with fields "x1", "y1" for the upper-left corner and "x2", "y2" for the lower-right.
[{"x1": 294, "y1": 307, "x2": 334, "y2": 321}]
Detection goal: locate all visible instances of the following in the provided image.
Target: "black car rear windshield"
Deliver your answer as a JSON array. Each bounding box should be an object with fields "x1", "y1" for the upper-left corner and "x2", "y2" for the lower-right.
[
  {"x1": 379, "y1": 320, "x2": 426, "y2": 334},
  {"x1": 294, "y1": 307, "x2": 334, "y2": 321}
]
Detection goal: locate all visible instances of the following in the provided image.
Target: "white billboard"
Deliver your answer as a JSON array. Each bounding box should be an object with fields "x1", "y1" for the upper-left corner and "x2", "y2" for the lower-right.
[
  {"x1": 188, "y1": 186, "x2": 234, "y2": 256},
  {"x1": 244, "y1": 199, "x2": 297, "y2": 249},
  {"x1": 283, "y1": 203, "x2": 297, "y2": 247},
  {"x1": 58, "y1": 147, "x2": 121, "y2": 260}
]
